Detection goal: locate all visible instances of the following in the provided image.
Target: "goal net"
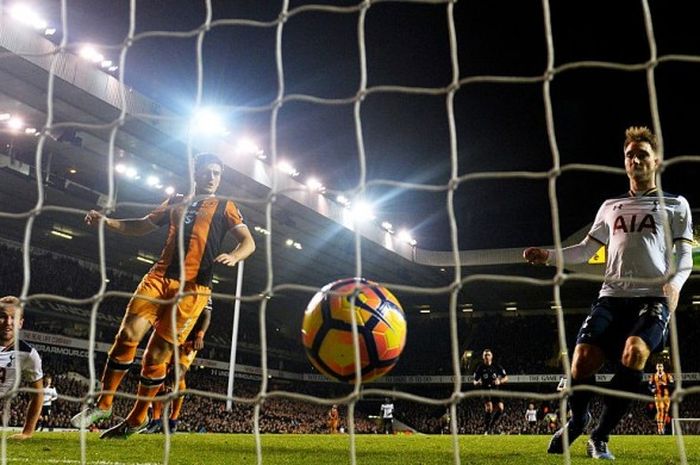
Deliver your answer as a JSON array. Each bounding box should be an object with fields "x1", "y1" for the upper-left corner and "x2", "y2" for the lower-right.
[{"x1": 0, "y1": 1, "x2": 698, "y2": 465}]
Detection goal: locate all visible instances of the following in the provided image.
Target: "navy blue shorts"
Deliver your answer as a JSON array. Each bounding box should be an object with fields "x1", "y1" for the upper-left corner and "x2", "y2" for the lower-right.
[{"x1": 576, "y1": 297, "x2": 669, "y2": 358}]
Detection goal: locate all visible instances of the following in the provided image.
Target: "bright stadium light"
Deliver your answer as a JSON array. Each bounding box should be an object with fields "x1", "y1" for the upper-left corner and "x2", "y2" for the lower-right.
[
  {"x1": 306, "y1": 177, "x2": 325, "y2": 192},
  {"x1": 276, "y1": 160, "x2": 299, "y2": 177},
  {"x1": 44, "y1": 27, "x2": 56, "y2": 36},
  {"x1": 125, "y1": 166, "x2": 138, "y2": 179},
  {"x1": 146, "y1": 175, "x2": 160, "y2": 187},
  {"x1": 351, "y1": 200, "x2": 376, "y2": 221},
  {"x1": 397, "y1": 229, "x2": 417, "y2": 246},
  {"x1": 24, "y1": 127, "x2": 36, "y2": 135},
  {"x1": 381, "y1": 221, "x2": 394, "y2": 233},
  {"x1": 164, "y1": 186, "x2": 175, "y2": 195},
  {"x1": 136, "y1": 255, "x2": 155, "y2": 264},
  {"x1": 79, "y1": 45, "x2": 104, "y2": 64},
  {"x1": 190, "y1": 108, "x2": 228, "y2": 136},
  {"x1": 7, "y1": 117, "x2": 24, "y2": 131},
  {"x1": 285, "y1": 238, "x2": 294, "y2": 247},
  {"x1": 10, "y1": 4, "x2": 47, "y2": 30},
  {"x1": 108, "y1": 65, "x2": 119, "y2": 72},
  {"x1": 0, "y1": 113, "x2": 10, "y2": 121},
  {"x1": 114, "y1": 163, "x2": 127, "y2": 174},
  {"x1": 100, "y1": 60, "x2": 113, "y2": 69},
  {"x1": 50, "y1": 230, "x2": 73, "y2": 240},
  {"x1": 236, "y1": 137, "x2": 265, "y2": 159},
  {"x1": 336, "y1": 195, "x2": 350, "y2": 207}
]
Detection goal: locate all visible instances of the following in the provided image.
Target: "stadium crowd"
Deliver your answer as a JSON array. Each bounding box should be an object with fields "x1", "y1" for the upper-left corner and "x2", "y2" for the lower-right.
[
  {"x1": 3, "y1": 240, "x2": 700, "y2": 435},
  {"x1": 5, "y1": 351, "x2": 698, "y2": 435}
]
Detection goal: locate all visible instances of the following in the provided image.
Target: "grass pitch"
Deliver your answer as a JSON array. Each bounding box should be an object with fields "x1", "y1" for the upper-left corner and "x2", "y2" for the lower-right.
[{"x1": 5, "y1": 433, "x2": 700, "y2": 465}]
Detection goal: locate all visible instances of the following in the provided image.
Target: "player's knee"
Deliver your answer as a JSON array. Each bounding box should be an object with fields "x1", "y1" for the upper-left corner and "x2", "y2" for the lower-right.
[
  {"x1": 621, "y1": 339, "x2": 649, "y2": 368},
  {"x1": 141, "y1": 363, "x2": 168, "y2": 383}
]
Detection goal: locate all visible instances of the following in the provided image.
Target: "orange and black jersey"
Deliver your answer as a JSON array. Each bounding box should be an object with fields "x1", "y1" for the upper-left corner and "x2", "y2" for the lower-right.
[
  {"x1": 147, "y1": 194, "x2": 246, "y2": 286},
  {"x1": 650, "y1": 372, "x2": 674, "y2": 398}
]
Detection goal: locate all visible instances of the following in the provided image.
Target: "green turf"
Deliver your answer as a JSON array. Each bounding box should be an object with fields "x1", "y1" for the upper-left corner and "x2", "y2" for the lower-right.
[{"x1": 5, "y1": 433, "x2": 700, "y2": 465}]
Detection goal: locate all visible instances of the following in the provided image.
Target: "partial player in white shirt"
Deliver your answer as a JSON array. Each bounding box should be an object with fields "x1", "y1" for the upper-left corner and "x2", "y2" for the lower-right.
[
  {"x1": 524, "y1": 126, "x2": 694, "y2": 460},
  {"x1": 380, "y1": 398, "x2": 395, "y2": 434},
  {"x1": 38, "y1": 375, "x2": 58, "y2": 431},
  {"x1": 0, "y1": 296, "x2": 44, "y2": 440}
]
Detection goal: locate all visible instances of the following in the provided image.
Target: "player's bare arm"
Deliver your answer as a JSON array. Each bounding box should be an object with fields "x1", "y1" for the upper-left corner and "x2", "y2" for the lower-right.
[
  {"x1": 84, "y1": 210, "x2": 159, "y2": 236},
  {"x1": 9, "y1": 378, "x2": 44, "y2": 440},
  {"x1": 193, "y1": 308, "x2": 212, "y2": 351},
  {"x1": 214, "y1": 225, "x2": 256, "y2": 267}
]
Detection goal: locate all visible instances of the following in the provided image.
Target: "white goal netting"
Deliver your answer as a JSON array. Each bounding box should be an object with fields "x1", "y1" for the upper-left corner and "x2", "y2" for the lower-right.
[{"x1": 0, "y1": 1, "x2": 698, "y2": 465}]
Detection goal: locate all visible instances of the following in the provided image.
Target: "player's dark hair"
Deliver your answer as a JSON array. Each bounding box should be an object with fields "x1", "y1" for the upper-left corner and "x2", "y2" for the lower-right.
[
  {"x1": 194, "y1": 152, "x2": 224, "y2": 173},
  {"x1": 624, "y1": 126, "x2": 658, "y2": 153}
]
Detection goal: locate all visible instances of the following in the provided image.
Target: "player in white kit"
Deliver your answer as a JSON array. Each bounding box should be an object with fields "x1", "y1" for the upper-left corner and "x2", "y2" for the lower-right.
[
  {"x1": 0, "y1": 296, "x2": 44, "y2": 439},
  {"x1": 524, "y1": 126, "x2": 694, "y2": 460}
]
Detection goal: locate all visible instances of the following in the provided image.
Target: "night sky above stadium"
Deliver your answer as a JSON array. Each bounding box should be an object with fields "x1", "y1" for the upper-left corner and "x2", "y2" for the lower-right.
[{"x1": 41, "y1": 0, "x2": 700, "y2": 252}]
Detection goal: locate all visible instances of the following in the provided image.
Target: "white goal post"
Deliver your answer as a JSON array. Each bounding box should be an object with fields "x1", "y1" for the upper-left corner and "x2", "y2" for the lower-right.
[{"x1": 672, "y1": 418, "x2": 700, "y2": 436}]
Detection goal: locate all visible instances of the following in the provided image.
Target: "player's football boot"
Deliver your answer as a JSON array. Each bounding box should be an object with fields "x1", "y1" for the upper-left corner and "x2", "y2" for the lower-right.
[
  {"x1": 547, "y1": 412, "x2": 591, "y2": 454},
  {"x1": 143, "y1": 419, "x2": 163, "y2": 434},
  {"x1": 586, "y1": 439, "x2": 615, "y2": 460},
  {"x1": 167, "y1": 419, "x2": 179, "y2": 433},
  {"x1": 99, "y1": 417, "x2": 149, "y2": 439},
  {"x1": 70, "y1": 406, "x2": 112, "y2": 428}
]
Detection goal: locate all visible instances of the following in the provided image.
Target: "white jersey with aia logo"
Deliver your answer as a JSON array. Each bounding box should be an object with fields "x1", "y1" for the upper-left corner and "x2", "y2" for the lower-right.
[{"x1": 588, "y1": 189, "x2": 693, "y2": 298}]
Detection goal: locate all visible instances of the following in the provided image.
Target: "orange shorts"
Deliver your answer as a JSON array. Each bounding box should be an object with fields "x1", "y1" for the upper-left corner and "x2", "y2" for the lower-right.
[
  {"x1": 126, "y1": 273, "x2": 211, "y2": 345},
  {"x1": 176, "y1": 340, "x2": 198, "y2": 371}
]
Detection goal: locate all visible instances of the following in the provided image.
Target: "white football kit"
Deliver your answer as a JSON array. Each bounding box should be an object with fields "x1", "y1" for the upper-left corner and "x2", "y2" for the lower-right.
[
  {"x1": 0, "y1": 340, "x2": 43, "y2": 396},
  {"x1": 588, "y1": 189, "x2": 694, "y2": 298},
  {"x1": 551, "y1": 188, "x2": 694, "y2": 298}
]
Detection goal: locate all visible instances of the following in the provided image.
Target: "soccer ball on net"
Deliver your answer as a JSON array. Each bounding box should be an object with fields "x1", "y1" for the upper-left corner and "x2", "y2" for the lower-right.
[{"x1": 301, "y1": 278, "x2": 407, "y2": 383}]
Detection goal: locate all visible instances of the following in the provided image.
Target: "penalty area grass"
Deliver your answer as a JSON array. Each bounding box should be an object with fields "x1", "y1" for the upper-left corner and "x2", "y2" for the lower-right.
[{"x1": 5, "y1": 433, "x2": 699, "y2": 465}]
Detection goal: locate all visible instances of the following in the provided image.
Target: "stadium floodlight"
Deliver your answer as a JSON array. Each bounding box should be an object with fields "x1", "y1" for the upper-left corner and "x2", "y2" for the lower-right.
[
  {"x1": 125, "y1": 166, "x2": 138, "y2": 179},
  {"x1": 285, "y1": 238, "x2": 294, "y2": 247},
  {"x1": 24, "y1": 127, "x2": 36, "y2": 135},
  {"x1": 293, "y1": 241, "x2": 302, "y2": 250},
  {"x1": 79, "y1": 45, "x2": 104, "y2": 64},
  {"x1": 419, "y1": 309, "x2": 431, "y2": 314},
  {"x1": 253, "y1": 226, "x2": 270, "y2": 236},
  {"x1": 114, "y1": 163, "x2": 127, "y2": 174},
  {"x1": 306, "y1": 177, "x2": 325, "y2": 192},
  {"x1": 276, "y1": 160, "x2": 299, "y2": 177},
  {"x1": 44, "y1": 27, "x2": 56, "y2": 36},
  {"x1": 505, "y1": 306, "x2": 518, "y2": 312},
  {"x1": 190, "y1": 108, "x2": 228, "y2": 136},
  {"x1": 68, "y1": 168, "x2": 77, "y2": 174},
  {"x1": 7, "y1": 117, "x2": 24, "y2": 131},
  {"x1": 164, "y1": 186, "x2": 175, "y2": 195},
  {"x1": 50, "y1": 230, "x2": 73, "y2": 240},
  {"x1": 336, "y1": 194, "x2": 350, "y2": 207},
  {"x1": 236, "y1": 137, "x2": 265, "y2": 159},
  {"x1": 146, "y1": 175, "x2": 160, "y2": 187},
  {"x1": 212, "y1": 277, "x2": 220, "y2": 284},
  {"x1": 108, "y1": 65, "x2": 118, "y2": 72},
  {"x1": 10, "y1": 4, "x2": 47, "y2": 30},
  {"x1": 381, "y1": 221, "x2": 394, "y2": 233},
  {"x1": 136, "y1": 255, "x2": 155, "y2": 264},
  {"x1": 100, "y1": 60, "x2": 112, "y2": 68},
  {"x1": 0, "y1": 113, "x2": 10, "y2": 121},
  {"x1": 351, "y1": 200, "x2": 376, "y2": 221},
  {"x1": 397, "y1": 229, "x2": 417, "y2": 246}
]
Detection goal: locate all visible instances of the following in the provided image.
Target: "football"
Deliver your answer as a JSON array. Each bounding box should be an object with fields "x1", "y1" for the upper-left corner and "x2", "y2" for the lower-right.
[{"x1": 301, "y1": 278, "x2": 407, "y2": 383}]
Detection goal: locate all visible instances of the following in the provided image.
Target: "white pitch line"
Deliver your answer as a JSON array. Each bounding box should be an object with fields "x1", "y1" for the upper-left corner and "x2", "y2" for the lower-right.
[{"x1": 8, "y1": 459, "x2": 161, "y2": 465}]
